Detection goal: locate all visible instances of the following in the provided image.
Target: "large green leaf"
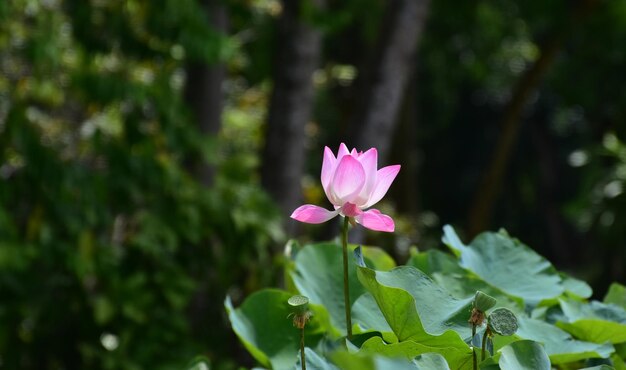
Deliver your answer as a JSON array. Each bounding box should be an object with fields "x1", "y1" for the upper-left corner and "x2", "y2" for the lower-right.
[
  {"x1": 557, "y1": 299, "x2": 626, "y2": 344},
  {"x1": 291, "y1": 242, "x2": 393, "y2": 336},
  {"x1": 604, "y1": 283, "x2": 626, "y2": 310},
  {"x1": 359, "y1": 336, "x2": 465, "y2": 370},
  {"x1": 408, "y1": 249, "x2": 523, "y2": 313},
  {"x1": 358, "y1": 245, "x2": 397, "y2": 271},
  {"x1": 613, "y1": 352, "x2": 626, "y2": 370},
  {"x1": 332, "y1": 351, "x2": 450, "y2": 370},
  {"x1": 498, "y1": 340, "x2": 551, "y2": 370},
  {"x1": 296, "y1": 348, "x2": 339, "y2": 370},
  {"x1": 442, "y1": 226, "x2": 564, "y2": 303},
  {"x1": 516, "y1": 316, "x2": 614, "y2": 364},
  {"x1": 408, "y1": 249, "x2": 465, "y2": 276},
  {"x1": 352, "y1": 293, "x2": 396, "y2": 342},
  {"x1": 225, "y1": 289, "x2": 326, "y2": 369},
  {"x1": 355, "y1": 253, "x2": 473, "y2": 369},
  {"x1": 357, "y1": 263, "x2": 474, "y2": 339},
  {"x1": 331, "y1": 353, "x2": 415, "y2": 370},
  {"x1": 413, "y1": 353, "x2": 452, "y2": 370},
  {"x1": 479, "y1": 357, "x2": 501, "y2": 370},
  {"x1": 561, "y1": 272, "x2": 593, "y2": 299}
]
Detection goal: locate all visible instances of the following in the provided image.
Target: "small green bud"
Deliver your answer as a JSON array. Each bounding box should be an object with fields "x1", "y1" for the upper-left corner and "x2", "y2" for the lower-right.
[{"x1": 474, "y1": 291, "x2": 497, "y2": 312}]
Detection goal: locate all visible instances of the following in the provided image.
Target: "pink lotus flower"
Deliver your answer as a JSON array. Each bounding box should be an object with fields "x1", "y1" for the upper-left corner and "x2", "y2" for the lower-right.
[{"x1": 291, "y1": 143, "x2": 400, "y2": 232}]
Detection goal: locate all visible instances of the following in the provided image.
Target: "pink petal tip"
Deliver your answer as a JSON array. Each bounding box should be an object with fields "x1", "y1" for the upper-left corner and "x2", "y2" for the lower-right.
[
  {"x1": 291, "y1": 205, "x2": 339, "y2": 224},
  {"x1": 355, "y1": 209, "x2": 395, "y2": 232}
]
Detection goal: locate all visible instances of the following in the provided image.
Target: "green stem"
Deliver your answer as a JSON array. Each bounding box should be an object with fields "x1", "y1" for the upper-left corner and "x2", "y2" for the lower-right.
[
  {"x1": 300, "y1": 327, "x2": 306, "y2": 370},
  {"x1": 481, "y1": 328, "x2": 489, "y2": 361},
  {"x1": 341, "y1": 217, "x2": 352, "y2": 340},
  {"x1": 472, "y1": 324, "x2": 477, "y2": 370}
]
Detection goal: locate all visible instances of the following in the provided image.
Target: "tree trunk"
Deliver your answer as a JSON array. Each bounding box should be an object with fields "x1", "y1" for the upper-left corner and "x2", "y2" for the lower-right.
[
  {"x1": 392, "y1": 72, "x2": 421, "y2": 216},
  {"x1": 466, "y1": 37, "x2": 562, "y2": 237},
  {"x1": 347, "y1": 0, "x2": 429, "y2": 245},
  {"x1": 184, "y1": 0, "x2": 228, "y2": 186},
  {"x1": 183, "y1": 0, "x2": 229, "y2": 354},
  {"x1": 350, "y1": 0, "x2": 430, "y2": 162},
  {"x1": 467, "y1": 0, "x2": 600, "y2": 237},
  {"x1": 530, "y1": 115, "x2": 577, "y2": 267},
  {"x1": 261, "y1": 0, "x2": 324, "y2": 234}
]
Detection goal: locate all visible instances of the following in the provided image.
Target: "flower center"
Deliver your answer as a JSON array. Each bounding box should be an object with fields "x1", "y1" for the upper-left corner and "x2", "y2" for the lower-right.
[{"x1": 341, "y1": 202, "x2": 362, "y2": 217}]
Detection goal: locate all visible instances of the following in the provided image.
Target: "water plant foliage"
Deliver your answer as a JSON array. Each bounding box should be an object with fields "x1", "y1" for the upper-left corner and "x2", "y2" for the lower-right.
[{"x1": 227, "y1": 226, "x2": 626, "y2": 369}]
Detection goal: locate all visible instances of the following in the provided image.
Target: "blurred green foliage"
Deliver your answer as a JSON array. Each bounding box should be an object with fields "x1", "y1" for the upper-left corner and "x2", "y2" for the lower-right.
[
  {"x1": 228, "y1": 231, "x2": 626, "y2": 369},
  {"x1": 0, "y1": 0, "x2": 281, "y2": 368}
]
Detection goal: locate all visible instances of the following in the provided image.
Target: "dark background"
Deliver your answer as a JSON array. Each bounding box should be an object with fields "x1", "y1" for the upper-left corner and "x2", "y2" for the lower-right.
[{"x1": 0, "y1": 0, "x2": 625, "y2": 368}]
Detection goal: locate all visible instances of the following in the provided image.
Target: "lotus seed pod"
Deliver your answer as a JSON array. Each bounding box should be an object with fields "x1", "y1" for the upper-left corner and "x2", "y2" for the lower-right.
[
  {"x1": 288, "y1": 295, "x2": 312, "y2": 329},
  {"x1": 288, "y1": 295, "x2": 310, "y2": 315},
  {"x1": 474, "y1": 291, "x2": 497, "y2": 312},
  {"x1": 488, "y1": 308, "x2": 518, "y2": 336}
]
